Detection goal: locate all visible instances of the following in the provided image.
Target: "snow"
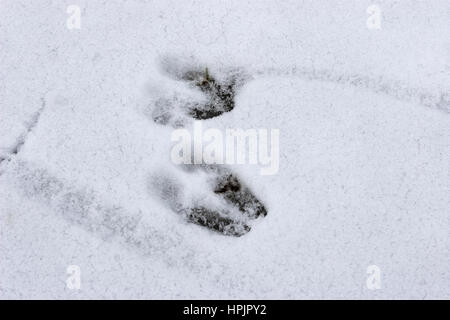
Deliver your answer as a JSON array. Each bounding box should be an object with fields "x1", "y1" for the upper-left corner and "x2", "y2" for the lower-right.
[{"x1": 0, "y1": 0, "x2": 449, "y2": 299}]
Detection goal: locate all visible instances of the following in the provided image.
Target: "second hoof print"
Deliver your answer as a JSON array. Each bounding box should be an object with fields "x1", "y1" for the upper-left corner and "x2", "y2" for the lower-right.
[{"x1": 150, "y1": 165, "x2": 267, "y2": 237}]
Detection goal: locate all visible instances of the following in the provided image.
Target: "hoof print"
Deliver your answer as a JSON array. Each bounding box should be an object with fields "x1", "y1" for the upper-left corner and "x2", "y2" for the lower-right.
[
  {"x1": 151, "y1": 57, "x2": 248, "y2": 124},
  {"x1": 183, "y1": 68, "x2": 237, "y2": 120}
]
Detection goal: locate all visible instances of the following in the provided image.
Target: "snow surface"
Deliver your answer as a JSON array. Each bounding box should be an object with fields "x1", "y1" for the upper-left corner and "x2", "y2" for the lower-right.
[{"x1": 0, "y1": 0, "x2": 449, "y2": 299}]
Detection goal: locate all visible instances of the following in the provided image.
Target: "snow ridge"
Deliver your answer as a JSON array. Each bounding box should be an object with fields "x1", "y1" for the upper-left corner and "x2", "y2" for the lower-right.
[
  {"x1": 252, "y1": 66, "x2": 450, "y2": 114},
  {"x1": 0, "y1": 97, "x2": 46, "y2": 172}
]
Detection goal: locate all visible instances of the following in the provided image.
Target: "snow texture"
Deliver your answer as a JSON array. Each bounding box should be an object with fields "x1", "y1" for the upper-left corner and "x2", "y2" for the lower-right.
[{"x1": 0, "y1": 0, "x2": 449, "y2": 299}]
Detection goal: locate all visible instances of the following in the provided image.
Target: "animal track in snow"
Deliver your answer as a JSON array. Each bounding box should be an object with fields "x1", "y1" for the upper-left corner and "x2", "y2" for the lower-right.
[
  {"x1": 148, "y1": 56, "x2": 249, "y2": 127},
  {"x1": 146, "y1": 56, "x2": 267, "y2": 237},
  {"x1": 149, "y1": 163, "x2": 266, "y2": 237},
  {"x1": 148, "y1": 55, "x2": 450, "y2": 130},
  {"x1": 146, "y1": 54, "x2": 450, "y2": 236}
]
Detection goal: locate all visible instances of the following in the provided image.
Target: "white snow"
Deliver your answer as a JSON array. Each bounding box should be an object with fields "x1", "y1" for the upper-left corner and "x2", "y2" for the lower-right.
[{"x1": 0, "y1": 0, "x2": 449, "y2": 299}]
